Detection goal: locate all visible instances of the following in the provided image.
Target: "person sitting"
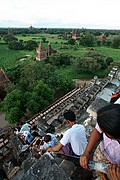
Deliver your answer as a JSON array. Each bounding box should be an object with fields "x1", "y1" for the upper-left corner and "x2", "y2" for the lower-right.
[
  {"x1": 20, "y1": 123, "x2": 31, "y2": 132},
  {"x1": 31, "y1": 124, "x2": 43, "y2": 137},
  {"x1": 31, "y1": 139, "x2": 44, "y2": 158},
  {"x1": 15, "y1": 127, "x2": 21, "y2": 135},
  {"x1": 44, "y1": 133, "x2": 58, "y2": 148},
  {"x1": 30, "y1": 131, "x2": 41, "y2": 148},
  {"x1": 80, "y1": 104, "x2": 120, "y2": 180},
  {"x1": 47, "y1": 110, "x2": 87, "y2": 157}
]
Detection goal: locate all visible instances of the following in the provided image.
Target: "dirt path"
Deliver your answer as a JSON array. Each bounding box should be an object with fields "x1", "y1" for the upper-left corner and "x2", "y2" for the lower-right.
[{"x1": 0, "y1": 112, "x2": 9, "y2": 128}]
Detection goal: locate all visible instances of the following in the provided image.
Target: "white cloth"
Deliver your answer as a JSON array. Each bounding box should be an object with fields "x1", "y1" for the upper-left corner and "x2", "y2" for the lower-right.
[
  {"x1": 20, "y1": 123, "x2": 31, "y2": 132},
  {"x1": 40, "y1": 142, "x2": 49, "y2": 150},
  {"x1": 114, "y1": 97, "x2": 120, "y2": 104},
  {"x1": 60, "y1": 124, "x2": 87, "y2": 156}
]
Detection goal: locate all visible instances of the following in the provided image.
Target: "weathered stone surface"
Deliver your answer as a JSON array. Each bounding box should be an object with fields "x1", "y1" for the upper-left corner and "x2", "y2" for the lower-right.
[
  {"x1": 87, "y1": 98, "x2": 109, "y2": 119},
  {"x1": 21, "y1": 153, "x2": 70, "y2": 180},
  {"x1": 50, "y1": 119, "x2": 62, "y2": 130},
  {"x1": 60, "y1": 159, "x2": 76, "y2": 177}
]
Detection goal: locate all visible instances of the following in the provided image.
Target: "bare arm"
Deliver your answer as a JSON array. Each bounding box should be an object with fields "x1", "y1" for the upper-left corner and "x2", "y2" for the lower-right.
[
  {"x1": 46, "y1": 143, "x2": 63, "y2": 152},
  {"x1": 29, "y1": 137, "x2": 37, "y2": 147},
  {"x1": 80, "y1": 128, "x2": 102, "y2": 169}
]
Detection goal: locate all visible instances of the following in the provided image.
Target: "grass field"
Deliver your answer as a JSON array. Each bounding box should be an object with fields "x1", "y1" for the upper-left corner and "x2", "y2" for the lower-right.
[
  {"x1": 0, "y1": 33, "x2": 120, "y2": 73},
  {"x1": 0, "y1": 43, "x2": 34, "y2": 70},
  {"x1": 55, "y1": 65, "x2": 94, "y2": 79},
  {"x1": 15, "y1": 33, "x2": 120, "y2": 60},
  {"x1": 95, "y1": 47, "x2": 120, "y2": 61}
]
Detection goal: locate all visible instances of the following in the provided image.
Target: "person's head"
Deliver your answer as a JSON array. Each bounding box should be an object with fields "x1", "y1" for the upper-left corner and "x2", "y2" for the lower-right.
[
  {"x1": 31, "y1": 131, "x2": 40, "y2": 138},
  {"x1": 36, "y1": 139, "x2": 41, "y2": 146},
  {"x1": 97, "y1": 104, "x2": 120, "y2": 142},
  {"x1": 17, "y1": 127, "x2": 21, "y2": 131},
  {"x1": 63, "y1": 110, "x2": 76, "y2": 126},
  {"x1": 31, "y1": 125, "x2": 38, "y2": 131},
  {"x1": 44, "y1": 135, "x2": 51, "y2": 143}
]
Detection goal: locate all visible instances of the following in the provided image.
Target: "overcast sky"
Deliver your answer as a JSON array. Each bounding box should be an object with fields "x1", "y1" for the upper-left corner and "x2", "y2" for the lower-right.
[{"x1": 0, "y1": 0, "x2": 120, "y2": 29}]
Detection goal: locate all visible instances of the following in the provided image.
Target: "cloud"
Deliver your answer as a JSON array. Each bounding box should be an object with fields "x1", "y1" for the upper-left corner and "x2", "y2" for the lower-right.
[
  {"x1": 0, "y1": 0, "x2": 120, "y2": 29},
  {"x1": 0, "y1": 20, "x2": 28, "y2": 28}
]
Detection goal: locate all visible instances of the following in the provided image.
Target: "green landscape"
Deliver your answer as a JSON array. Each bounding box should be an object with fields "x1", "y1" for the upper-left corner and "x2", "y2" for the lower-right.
[{"x1": 0, "y1": 28, "x2": 120, "y2": 124}]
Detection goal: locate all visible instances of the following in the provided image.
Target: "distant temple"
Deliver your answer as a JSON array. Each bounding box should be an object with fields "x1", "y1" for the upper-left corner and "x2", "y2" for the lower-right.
[
  {"x1": 62, "y1": 32, "x2": 68, "y2": 39},
  {"x1": 29, "y1": 25, "x2": 34, "y2": 30},
  {"x1": 71, "y1": 30, "x2": 80, "y2": 40},
  {"x1": 99, "y1": 33, "x2": 106, "y2": 45},
  {"x1": 36, "y1": 42, "x2": 56, "y2": 61},
  {"x1": 8, "y1": 28, "x2": 13, "y2": 36}
]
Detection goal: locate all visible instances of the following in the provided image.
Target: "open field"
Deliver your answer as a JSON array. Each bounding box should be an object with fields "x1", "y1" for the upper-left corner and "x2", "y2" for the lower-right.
[
  {"x1": 0, "y1": 43, "x2": 34, "y2": 70},
  {"x1": 16, "y1": 33, "x2": 120, "y2": 60},
  {"x1": 0, "y1": 33, "x2": 120, "y2": 71},
  {"x1": 95, "y1": 47, "x2": 120, "y2": 61}
]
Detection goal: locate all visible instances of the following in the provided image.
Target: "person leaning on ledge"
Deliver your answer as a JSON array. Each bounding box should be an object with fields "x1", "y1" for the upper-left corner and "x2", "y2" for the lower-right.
[{"x1": 46, "y1": 110, "x2": 87, "y2": 157}]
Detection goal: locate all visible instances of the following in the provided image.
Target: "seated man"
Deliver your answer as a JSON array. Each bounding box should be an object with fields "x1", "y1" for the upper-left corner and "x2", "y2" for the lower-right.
[
  {"x1": 31, "y1": 139, "x2": 44, "y2": 158},
  {"x1": 20, "y1": 123, "x2": 31, "y2": 132},
  {"x1": 44, "y1": 133, "x2": 58, "y2": 148},
  {"x1": 47, "y1": 110, "x2": 87, "y2": 157},
  {"x1": 31, "y1": 124, "x2": 43, "y2": 137}
]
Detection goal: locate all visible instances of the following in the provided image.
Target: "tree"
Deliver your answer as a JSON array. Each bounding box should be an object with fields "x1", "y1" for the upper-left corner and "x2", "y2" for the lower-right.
[
  {"x1": 85, "y1": 51, "x2": 107, "y2": 69},
  {"x1": 26, "y1": 81, "x2": 54, "y2": 114},
  {"x1": 5, "y1": 107, "x2": 24, "y2": 124},
  {"x1": 68, "y1": 38, "x2": 76, "y2": 45},
  {"x1": 42, "y1": 37, "x2": 46, "y2": 43},
  {"x1": 45, "y1": 53, "x2": 71, "y2": 66},
  {"x1": 8, "y1": 41, "x2": 24, "y2": 50},
  {"x1": 111, "y1": 35, "x2": 120, "y2": 48},
  {"x1": 2, "y1": 90, "x2": 25, "y2": 123},
  {"x1": 57, "y1": 76, "x2": 75, "y2": 94},
  {"x1": 106, "y1": 57, "x2": 114, "y2": 66},
  {"x1": 81, "y1": 56, "x2": 101, "y2": 74},
  {"x1": 108, "y1": 61, "x2": 120, "y2": 70},
  {"x1": 5, "y1": 82, "x2": 16, "y2": 94},
  {"x1": 74, "y1": 51, "x2": 108, "y2": 74},
  {"x1": 6, "y1": 64, "x2": 22, "y2": 83},
  {"x1": 33, "y1": 80, "x2": 54, "y2": 102},
  {"x1": 3, "y1": 35, "x2": 18, "y2": 43},
  {"x1": 26, "y1": 98, "x2": 41, "y2": 114},
  {"x1": 80, "y1": 33, "x2": 96, "y2": 47},
  {"x1": 19, "y1": 61, "x2": 56, "y2": 90},
  {"x1": 25, "y1": 40, "x2": 38, "y2": 50}
]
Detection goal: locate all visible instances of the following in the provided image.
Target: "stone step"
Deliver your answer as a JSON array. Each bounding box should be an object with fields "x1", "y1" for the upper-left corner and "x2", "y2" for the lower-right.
[{"x1": 59, "y1": 159, "x2": 77, "y2": 177}]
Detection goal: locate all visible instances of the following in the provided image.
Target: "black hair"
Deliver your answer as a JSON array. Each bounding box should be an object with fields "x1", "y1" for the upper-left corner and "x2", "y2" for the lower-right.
[
  {"x1": 31, "y1": 125, "x2": 37, "y2": 130},
  {"x1": 97, "y1": 104, "x2": 120, "y2": 139},
  {"x1": 63, "y1": 110, "x2": 76, "y2": 122},
  {"x1": 27, "y1": 134, "x2": 31, "y2": 138},
  {"x1": 17, "y1": 127, "x2": 21, "y2": 132},
  {"x1": 31, "y1": 131, "x2": 40, "y2": 137},
  {"x1": 36, "y1": 139, "x2": 41, "y2": 146},
  {"x1": 44, "y1": 135, "x2": 51, "y2": 142}
]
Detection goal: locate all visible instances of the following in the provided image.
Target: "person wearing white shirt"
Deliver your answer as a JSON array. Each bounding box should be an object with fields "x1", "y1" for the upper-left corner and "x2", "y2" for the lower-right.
[{"x1": 47, "y1": 110, "x2": 87, "y2": 157}]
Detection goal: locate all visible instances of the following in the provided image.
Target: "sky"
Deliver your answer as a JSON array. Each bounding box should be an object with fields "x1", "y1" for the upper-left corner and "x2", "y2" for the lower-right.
[{"x1": 0, "y1": 0, "x2": 120, "y2": 29}]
